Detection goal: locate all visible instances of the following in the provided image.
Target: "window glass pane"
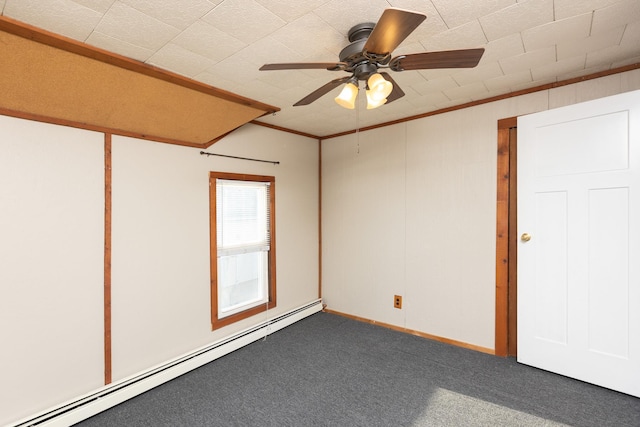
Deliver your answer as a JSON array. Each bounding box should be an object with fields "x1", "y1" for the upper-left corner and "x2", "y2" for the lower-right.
[
  {"x1": 216, "y1": 180, "x2": 269, "y2": 253},
  {"x1": 218, "y1": 250, "x2": 268, "y2": 317},
  {"x1": 210, "y1": 173, "x2": 275, "y2": 328}
]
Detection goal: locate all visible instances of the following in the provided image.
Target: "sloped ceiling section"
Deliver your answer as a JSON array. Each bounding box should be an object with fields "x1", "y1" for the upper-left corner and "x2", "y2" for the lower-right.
[{"x1": 0, "y1": 17, "x2": 279, "y2": 148}]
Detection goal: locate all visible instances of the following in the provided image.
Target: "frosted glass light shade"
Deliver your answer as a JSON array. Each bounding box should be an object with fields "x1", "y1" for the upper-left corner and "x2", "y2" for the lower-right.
[
  {"x1": 334, "y1": 82, "x2": 358, "y2": 109},
  {"x1": 366, "y1": 90, "x2": 387, "y2": 109},
  {"x1": 367, "y1": 73, "x2": 392, "y2": 102}
]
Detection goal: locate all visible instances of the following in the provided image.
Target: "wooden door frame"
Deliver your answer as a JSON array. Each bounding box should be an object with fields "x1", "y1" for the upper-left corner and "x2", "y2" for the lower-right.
[{"x1": 495, "y1": 117, "x2": 518, "y2": 357}]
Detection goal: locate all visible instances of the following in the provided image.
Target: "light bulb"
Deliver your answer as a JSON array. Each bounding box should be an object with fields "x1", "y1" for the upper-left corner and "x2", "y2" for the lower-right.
[
  {"x1": 366, "y1": 89, "x2": 387, "y2": 109},
  {"x1": 367, "y1": 73, "x2": 393, "y2": 102},
  {"x1": 334, "y1": 82, "x2": 359, "y2": 109}
]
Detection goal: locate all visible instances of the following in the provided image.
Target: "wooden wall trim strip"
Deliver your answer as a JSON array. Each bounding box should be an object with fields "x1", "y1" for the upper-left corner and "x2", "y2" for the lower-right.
[
  {"x1": 318, "y1": 139, "x2": 323, "y2": 299},
  {"x1": 324, "y1": 309, "x2": 495, "y2": 355},
  {"x1": 495, "y1": 117, "x2": 517, "y2": 357},
  {"x1": 249, "y1": 120, "x2": 321, "y2": 140},
  {"x1": 104, "y1": 134, "x2": 112, "y2": 385}
]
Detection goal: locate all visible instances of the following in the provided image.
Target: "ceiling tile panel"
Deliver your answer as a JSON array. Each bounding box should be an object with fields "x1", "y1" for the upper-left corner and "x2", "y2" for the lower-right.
[
  {"x1": 419, "y1": 19, "x2": 487, "y2": 51},
  {"x1": 483, "y1": 69, "x2": 532, "y2": 92},
  {"x1": 392, "y1": 41, "x2": 432, "y2": 61},
  {"x1": 511, "y1": 75, "x2": 557, "y2": 93},
  {"x1": 231, "y1": 78, "x2": 282, "y2": 102},
  {"x1": 481, "y1": 33, "x2": 524, "y2": 62},
  {"x1": 232, "y1": 36, "x2": 302, "y2": 67},
  {"x1": 522, "y1": 13, "x2": 592, "y2": 52},
  {"x1": 557, "y1": 26, "x2": 625, "y2": 60},
  {"x1": 195, "y1": 70, "x2": 237, "y2": 93},
  {"x1": 451, "y1": 61, "x2": 503, "y2": 86},
  {"x1": 554, "y1": 0, "x2": 627, "y2": 20},
  {"x1": 430, "y1": 0, "x2": 515, "y2": 28},
  {"x1": 147, "y1": 43, "x2": 217, "y2": 78},
  {"x1": 3, "y1": 0, "x2": 102, "y2": 40},
  {"x1": 94, "y1": 2, "x2": 180, "y2": 50},
  {"x1": 442, "y1": 81, "x2": 487, "y2": 100},
  {"x1": 591, "y1": 0, "x2": 640, "y2": 35},
  {"x1": 411, "y1": 76, "x2": 459, "y2": 95},
  {"x1": 613, "y1": 54, "x2": 640, "y2": 69},
  {"x1": 255, "y1": 0, "x2": 330, "y2": 22},
  {"x1": 312, "y1": 0, "x2": 392, "y2": 36},
  {"x1": 417, "y1": 67, "x2": 462, "y2": 81},
  {"x1": 531, "y1": 55, "x2": 587, "y2": 81},
  {"x1": 479, "y1": 0, "x2": 554, "y2": 42},
  {"x1": 586, "y1": 42, "x2": 640, "y2": 69},
  {"x1": 620, "y1": 20, "x2": 640, "y2": 49},
  {"x1": 201, "y1": 0, "x2": 286, "y2": 45},
  {"x1": 435, "y1": 96, "x2": 472, "y2": 109},
  {"x1": 72, "y1": 0, "x2": 116, "y2": 14},
  {"x1": 407, "y1": 91, "x2": 449, "y2": 108},
  {"x1": 85, "y1": 30, "x2": 155, "y2": 61},
  {"x1": 390, "y1": 67, "x2": 429, "y2": 86},
  {"x1": 258, "y1": 69, "x2": 322, "y2": 92},
  {"x1": 299, "y1": 47, "x2": 346, "y2": 62},
  {"x1": 118, "y1": 0, "x2": 216, "y2": 30},
  {"x1": 500, "y1": 46, "x2": 556, "y2": 74},
  {"x1": 561, "y1": 63, "x2": 612, "y2": 84},
  {"x1": 206, "y1": 55, "x2": 265, "y2": 89},
  {"x1": 172, "y1": 20, "x2": 246, "y2": 63},
  {"x1": 269, "y1": 13, "x2": 345, "y2": 59}
]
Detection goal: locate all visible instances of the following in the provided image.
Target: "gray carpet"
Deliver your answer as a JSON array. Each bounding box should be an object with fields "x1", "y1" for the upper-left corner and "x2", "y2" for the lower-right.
[{"x1": 77, "y1": 312, "x2": 640, "y2": 426}]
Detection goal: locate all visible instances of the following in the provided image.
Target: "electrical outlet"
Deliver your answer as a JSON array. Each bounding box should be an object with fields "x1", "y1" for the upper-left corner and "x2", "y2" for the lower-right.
[{"x1": 394, "y1": 295, "x2": 402, "y2": 309}]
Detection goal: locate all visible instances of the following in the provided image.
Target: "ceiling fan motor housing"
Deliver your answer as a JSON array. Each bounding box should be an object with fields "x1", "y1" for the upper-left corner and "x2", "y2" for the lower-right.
[
  {"x1": 348, "y1": 22, "x2": 375, "y2": 42},
  {"x1": 339, "y1": 22, "x2": 387, "y2": 81}
]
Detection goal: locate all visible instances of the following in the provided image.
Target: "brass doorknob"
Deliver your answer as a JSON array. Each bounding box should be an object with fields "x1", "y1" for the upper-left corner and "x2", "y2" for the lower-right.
[{"x1": 521, "y1": 233, "x2": 532, "y2": 242}]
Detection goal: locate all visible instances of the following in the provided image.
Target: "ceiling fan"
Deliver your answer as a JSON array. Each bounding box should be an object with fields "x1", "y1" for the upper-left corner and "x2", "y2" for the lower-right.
[{"x1": 259, "y1": 8, "x2": 485, "y2": 109}]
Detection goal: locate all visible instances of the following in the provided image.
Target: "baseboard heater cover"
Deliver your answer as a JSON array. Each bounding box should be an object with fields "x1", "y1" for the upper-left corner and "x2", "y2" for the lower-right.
[{"x1": 11, "y1": 299, "x2": 323, "y2": 427}]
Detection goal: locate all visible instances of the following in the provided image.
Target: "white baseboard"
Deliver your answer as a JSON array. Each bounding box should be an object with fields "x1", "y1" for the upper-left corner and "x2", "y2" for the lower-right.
[{"x1": 11, "y1": 299, "x2": 323, "y2": 427}]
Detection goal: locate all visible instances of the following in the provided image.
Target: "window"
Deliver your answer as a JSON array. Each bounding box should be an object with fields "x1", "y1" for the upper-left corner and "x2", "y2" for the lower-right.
[{"x1": 209, "y1": 172, "x2": 276, "y2": 329}]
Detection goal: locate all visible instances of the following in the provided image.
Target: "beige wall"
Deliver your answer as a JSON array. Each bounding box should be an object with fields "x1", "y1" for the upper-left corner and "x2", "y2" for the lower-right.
[
  {"x1": 111, "y1": 126, "x2": 320, "y2": 380},
  {"x1": 321, "y1": 69, "x2": 640, "y2": 351},
  {"x1": 0, "y1": 120, "x2": 319, "y2": 425},
  {"x1": 0, "y1": 117, "x2": 105, "y2": 425}
]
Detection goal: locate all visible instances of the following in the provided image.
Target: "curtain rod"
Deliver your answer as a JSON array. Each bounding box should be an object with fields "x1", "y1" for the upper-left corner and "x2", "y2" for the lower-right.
[{"x1": 200, "y1": 151, "x2": 279, "y2": 165}]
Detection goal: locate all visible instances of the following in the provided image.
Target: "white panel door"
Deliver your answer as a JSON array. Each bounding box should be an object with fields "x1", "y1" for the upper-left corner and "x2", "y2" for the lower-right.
[{"x1": 517, "y1": 90, "x2": 640, "y2": 397}]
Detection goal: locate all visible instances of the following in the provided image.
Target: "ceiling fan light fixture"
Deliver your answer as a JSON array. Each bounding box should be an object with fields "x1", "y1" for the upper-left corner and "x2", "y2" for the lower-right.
[
  {"x1": 334, "y1": 80, "x2": 359, "y2": 109},
  {"x1": 366, "y1": 90, "x2": 387, "y2": 109},
  {"x1": 260, "y1": 9, "x2": 485, "y2": 108},
  {"x1": 367, "y1": 73, "x2": 393, "y2": 102}
]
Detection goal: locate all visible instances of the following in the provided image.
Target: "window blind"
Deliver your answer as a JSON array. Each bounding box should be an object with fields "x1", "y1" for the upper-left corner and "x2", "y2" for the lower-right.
[{"x1": 216, "y1": 179, "x2": 270, "y2": 257}]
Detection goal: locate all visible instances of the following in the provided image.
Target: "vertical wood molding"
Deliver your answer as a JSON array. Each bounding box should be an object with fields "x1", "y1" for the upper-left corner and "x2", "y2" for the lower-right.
[
  {"x1": 104, "y1": 134, "x2": 112, "y2": 384},
  {"x1": 495, "y1": 117, "x2": 517, "y2": 357},
  {"x1": 209, "y1": 172, "x2": 218, "y2": 329},
  {"x1": 318, "y1": 139, "x2": 323, "y2": 300},
  {"x1": 507, "y1": 127, "x2": 518, "y2": 356}
]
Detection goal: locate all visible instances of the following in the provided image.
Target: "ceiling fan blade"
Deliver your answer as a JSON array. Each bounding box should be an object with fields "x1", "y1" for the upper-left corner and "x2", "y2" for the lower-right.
[
  {"x1": 390, "y1": 48, "x2": 485, "y2": 71},
  {"x1": 260, "y1": 62, "x2": 347, "y2": 71},
  {"x1": 364, "y1": 8, "x2": 427, "y2": 56},
  {"x1": 378, "y1": 72, "x2": 405, "y2": 104},
  {"x1": 294, "y1": 76, "x2": 352, "y2": 106}
]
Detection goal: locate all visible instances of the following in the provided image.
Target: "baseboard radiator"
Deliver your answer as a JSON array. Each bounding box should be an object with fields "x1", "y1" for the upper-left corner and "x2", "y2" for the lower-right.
[{"x1": 11, "y1": 299, "x2": 323, "y2": 427}]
